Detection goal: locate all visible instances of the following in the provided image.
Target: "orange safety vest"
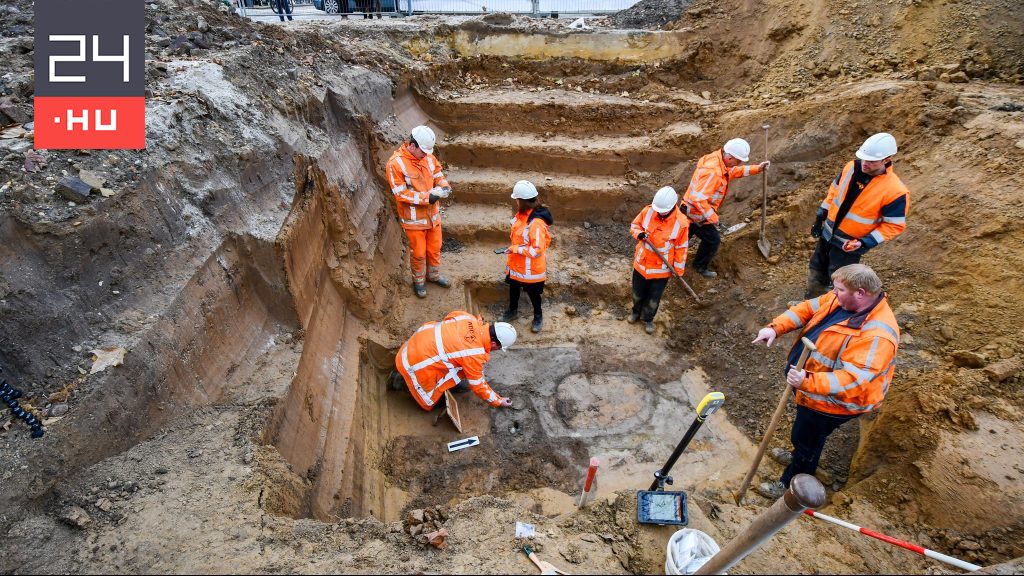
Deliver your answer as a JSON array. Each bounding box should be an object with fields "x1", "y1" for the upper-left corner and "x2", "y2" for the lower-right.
[
  {"x1": 682, "y1": 149, "x2": 762, "y2": 224},
  {"x1": 630, "y1": 205, "x2": 689, "y2": 279},
  {"x1": 395, "y1": 310, "x2": 503, "y2": 411},
  {"x1": 819, "y1": 160, "x2": 909, "y2": 250},
  {"x1": 506, "y1": 209, "x2": 551, "y2": 283},
  {"x1": 769, "y1": 292, "x2": 900, "y2": 416},
  {"x1": 384, "y1": 143, "x2": 451, "y2": 231}
]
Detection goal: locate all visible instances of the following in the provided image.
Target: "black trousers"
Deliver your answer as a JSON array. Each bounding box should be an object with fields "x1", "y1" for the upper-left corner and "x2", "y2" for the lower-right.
[
  {"x1": 780, "y1": 404, "x2": 857, "y2": 486},
  {"x1": 689, "y1": 222, "x2": 721, "y2": 272},
  {"x1": 631, "y1": 269, "x2": 669, "y2": 322},
  {"x1": 807, "y1": 238, "x2": 862, "y2": 296},
  {"x1": 506, "y1": 277, "x2": 544, "y2": 318},
  {"x1": 273, "y1": 0, "x2": 293, "y2": 20}
]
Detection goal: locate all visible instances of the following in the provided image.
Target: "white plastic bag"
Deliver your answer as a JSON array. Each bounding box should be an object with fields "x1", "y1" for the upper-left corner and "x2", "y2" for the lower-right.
[{"x1": 665, "y1": 528, "x2": 720, "y2": 575}]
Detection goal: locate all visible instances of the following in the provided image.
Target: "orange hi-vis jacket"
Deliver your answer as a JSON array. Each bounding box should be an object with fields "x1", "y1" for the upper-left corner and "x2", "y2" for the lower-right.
[
  {"x1": 630, "y1": 205, "x2": 689, "y2": 279},
  {"x1": 385, "y1": 143, "x2": 451, "y2": 231},
  {"x1": 507, "y1": 207, "x2": 552, "y2": 283},
  {"x1": 769, "y1": 292, "x2": 900, "y2": 416},
  {"x1": 819, "y1": 160, "x2": 909, "y2": 250},
  {"x1": 395, "y1": 310, "x2": 503, "y2": 411},
  {"x1": 682, "y1": 149, "x2": 762, "y2": 225}
]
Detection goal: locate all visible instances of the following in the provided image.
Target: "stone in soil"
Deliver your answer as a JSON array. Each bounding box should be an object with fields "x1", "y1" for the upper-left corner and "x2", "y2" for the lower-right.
[{"x1": 56, "y1": 177, "x2": 92, "y2": 203}]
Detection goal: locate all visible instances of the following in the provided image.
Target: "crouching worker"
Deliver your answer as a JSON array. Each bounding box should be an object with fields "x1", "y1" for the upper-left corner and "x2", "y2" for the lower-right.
[
  {"x1": 388, "y1": 311, "x2": 518, "y2": 411},
  {"x1": 751, "y1": 264, "x2": 900, "y2": 498},
  {"x1": 629, "y1": 186, "x2": 689, "y2": 335}
]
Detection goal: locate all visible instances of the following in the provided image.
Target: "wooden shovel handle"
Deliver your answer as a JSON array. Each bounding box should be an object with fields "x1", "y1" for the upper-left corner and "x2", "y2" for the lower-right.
[
  {"x1": 642, "y1": 237, "x2": 703, "y2": 305},
  {"x1": 734, "y1": 336, "x2": 816, "y2": 505}
]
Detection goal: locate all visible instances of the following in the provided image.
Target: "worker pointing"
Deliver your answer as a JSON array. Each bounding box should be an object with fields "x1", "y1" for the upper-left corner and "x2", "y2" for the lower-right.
[
  {"x1": 390, "y1": 310, "x2": 517, "y2": 411},
  {"x1": 629, "y1": 186, "x2": 689, "y2": 335},
  {"x1": 682, "y1": 138, "x2": 769, "y2": 278},
  {"x1": 751, "y1": 264, "x2": 900, "y2": 499},
  {"x1": 501, "y1": 180, "x2": 553, "y2": 334},
  {"x1": 805, "y1": 132, "x2": 910, "y2": 298},
  {"x1": 385, "y1": 125, "x2": 452, "y2": 298}
]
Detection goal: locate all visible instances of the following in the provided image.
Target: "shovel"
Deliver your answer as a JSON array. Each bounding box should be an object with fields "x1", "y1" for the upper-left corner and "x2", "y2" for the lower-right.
[
  {"x1": 642, "y1": 237, "x2": 706, "y2": 307},
  {"x1": 757, "y1": 123, "x2": 772, "y2": 259},
  {"x1": 522, "y1": 545, "x2": 570, "y2": 575},
  {"x1": 735, "y1": 336, "x2": 817, "y2": 505}
]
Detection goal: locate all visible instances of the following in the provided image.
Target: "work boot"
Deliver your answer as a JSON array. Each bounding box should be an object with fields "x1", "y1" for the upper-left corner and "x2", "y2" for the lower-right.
[
  {"x1": 500, "y1": 309, "x2": 519, "y2": 323},
  {"x1": 769, "y1": 447, "x2": 793, "y2": 467},
  {"x1": 531, "y1": 315, "x2": 543, "y2": 333},
  {"x1": 697, "y1": 268, "x2": 718, "y2": 279},
  {"x1": 387, "y1": 370, "x2": 404, "y2": 391},
  {"x1": 627, "y1": 312, "x2": 640, "y2": 324},
  {"x1": 413, "y1": 283, "x2": 427, "y2": 298},
  {"x1": 644, "y1": 321, "x2": 656, "y2": 335},
  {"x1": 805, "y1": 269, "x2": 829, "y2": 299},
  {"x1": 756, "y1": 480, "x2": 786, "y2": 499},
  {"x1": 428, "y1": 275, "x2": 450, "y2": 288}
]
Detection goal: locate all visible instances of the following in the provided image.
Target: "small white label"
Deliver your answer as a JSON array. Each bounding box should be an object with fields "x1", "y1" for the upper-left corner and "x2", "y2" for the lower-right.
[
  {"x1": 447, "y1": 436, "x2": 480, "y2": 453},
  {"x1": 515, "y1": 521, "x2": 535, "y2": 538}
]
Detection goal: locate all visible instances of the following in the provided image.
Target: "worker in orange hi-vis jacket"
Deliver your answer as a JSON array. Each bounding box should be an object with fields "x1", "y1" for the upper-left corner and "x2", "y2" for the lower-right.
[
  {"x1": 388, "y1": 311, "x2": 518, "y2": 412},
  {"x1": 681, "y1": 138, "x2": 770, "y2": 278},
  {"x1": 628, "y1": 186, "x2": 689, "y2": 336},
  {"x1": 385, "y1": 125, "x2": 452, "y2": 299},
  {"x1": 500, "y1": 180, "x2": 553, "y2": 334},
  {"x1": 805, "y1": 132, "x2": 910, "y2": 298},
  {"x1": 751, "y1": 263, "x2": 899, "y2": 499}
]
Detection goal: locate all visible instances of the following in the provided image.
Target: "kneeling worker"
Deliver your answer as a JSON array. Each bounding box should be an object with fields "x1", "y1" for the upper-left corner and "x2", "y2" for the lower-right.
[
  {"x1": 751, "y1": 264, "x2": 900, "y2": 498},
  {"x1": 629, "y1": 186, "x2": 689, "y2": 335},
  {"x1": 391, "y1": 310, "x2": 517, "y2": 411}
]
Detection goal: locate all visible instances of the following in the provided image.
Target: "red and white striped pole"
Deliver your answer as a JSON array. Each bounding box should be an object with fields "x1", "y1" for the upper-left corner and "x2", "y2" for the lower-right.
[
  {"x1": 577, "y1": 457, "x2": 599, "y2": 507},
  {"x1": 803, "y1": 510, "x2": 981, "y2": 572}
]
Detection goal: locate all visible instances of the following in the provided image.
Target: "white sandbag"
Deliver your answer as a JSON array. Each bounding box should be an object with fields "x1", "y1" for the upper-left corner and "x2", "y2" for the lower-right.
[{"x1": 665, "y1": 528, "x2": 720, "y2": 575}]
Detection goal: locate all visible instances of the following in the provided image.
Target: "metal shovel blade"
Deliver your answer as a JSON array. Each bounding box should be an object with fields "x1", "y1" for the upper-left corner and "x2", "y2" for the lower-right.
[{"x1": 757, "y1": 235, "x2": 771, "y2": 259}]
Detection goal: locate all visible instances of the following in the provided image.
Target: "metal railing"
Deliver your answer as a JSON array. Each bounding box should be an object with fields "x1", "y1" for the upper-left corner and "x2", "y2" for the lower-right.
[{"x1": 238, "y1": 0, "x2": 638, "y2": 19}]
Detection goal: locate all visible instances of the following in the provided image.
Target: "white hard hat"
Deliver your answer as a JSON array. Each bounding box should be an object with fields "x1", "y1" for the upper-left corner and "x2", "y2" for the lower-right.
[
  {"x1": 856, "y1": 132, "x2": 898, "y2": 161},
  {"x1": 723, "y1": 138, "x2": 751, "y2": 162},
  {"x1": 493, "y1": 322, "x2": 517, "y2": 350},
  {"x1": 651, "y1": 186, "x2": 678, "y2": 213},
  {"x1": 410, "y1": 125, "x2": 436, "y2": 154},
  {"x1": 511, "y1": 180, "x2": 539, "y2": 200}
]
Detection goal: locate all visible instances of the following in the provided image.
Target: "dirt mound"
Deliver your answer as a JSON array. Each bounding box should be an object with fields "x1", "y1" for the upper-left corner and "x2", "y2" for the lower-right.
[{"x1": 609, "y1": 0, "x2": 694, "y2": 30}]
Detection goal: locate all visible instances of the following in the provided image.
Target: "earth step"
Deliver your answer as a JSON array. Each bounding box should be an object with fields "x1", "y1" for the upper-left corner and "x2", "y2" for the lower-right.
[
  {"x1": 419, "y1": 88, "x2": 683, "y2": 134},
  {"x1": 440, "y1": 203, "x2": 512, "y2": 245},
  {"x1": 441, "y1": 131, "x2": 691, "y2": 176},
  {"x1": 445, "y1": 168, "x2": 647, "y2": 219}
]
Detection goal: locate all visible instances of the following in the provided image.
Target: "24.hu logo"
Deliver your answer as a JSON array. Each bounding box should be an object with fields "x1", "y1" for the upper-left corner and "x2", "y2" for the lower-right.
[{"x1": 34, "y1": 0, "x2": 145, "y2": 149}]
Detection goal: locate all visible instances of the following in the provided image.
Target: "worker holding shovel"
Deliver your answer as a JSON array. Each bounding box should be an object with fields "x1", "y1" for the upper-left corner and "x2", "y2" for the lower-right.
[
  {"x1": 628, "y1": 186, "x2": 689, "y2": 335},
  {"x1": 750, "y1": 264, "x2": 900, "y2": 499},
  {"x1": 681, "y1": 138, "x2": 770, "y2": 278}
]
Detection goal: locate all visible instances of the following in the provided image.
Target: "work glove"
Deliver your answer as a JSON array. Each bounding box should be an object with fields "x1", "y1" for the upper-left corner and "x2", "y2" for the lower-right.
[
  {"x1": 810, "y1": 217, "x2": 824, "y2": 239},
  {"x1": 432, "y1": 186, "x2": 451, "y2": 199},
  {"x1": 428, "y1": 193, "x2": 440, "y2": 204},
  {"x1": 637, "y1": 232, "x2": 648, "y2": 241}
]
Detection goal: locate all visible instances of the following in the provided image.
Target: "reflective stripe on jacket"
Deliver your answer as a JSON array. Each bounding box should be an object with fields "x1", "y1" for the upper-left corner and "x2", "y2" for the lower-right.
[
  {"x1": 769, "y1": 293, "x2": 900, "y2": 416},
  {"x1": 819, "y1": 160, "x2": 909, "y2": 250},
  {"x1": 682, "y1": 149, "x2": 762, "y2": 224},
  {"x1": 630, "y1": 205, "x2": 689, "y2": 280},
  {"x1": 395, "y1": 310, "x2": 501, "y2": 411},
  {"x1": 385, "y1": 143, "x2": 451, "y2": 231},
  {"x1": 507, "y1": 209, "x2": 552, "y2": 283}
]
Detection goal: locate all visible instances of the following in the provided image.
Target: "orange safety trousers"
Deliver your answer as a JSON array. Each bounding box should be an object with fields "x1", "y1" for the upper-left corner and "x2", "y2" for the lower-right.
[{"x1": 406, "y1": 225, "x2": 443, "y2": 285}]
